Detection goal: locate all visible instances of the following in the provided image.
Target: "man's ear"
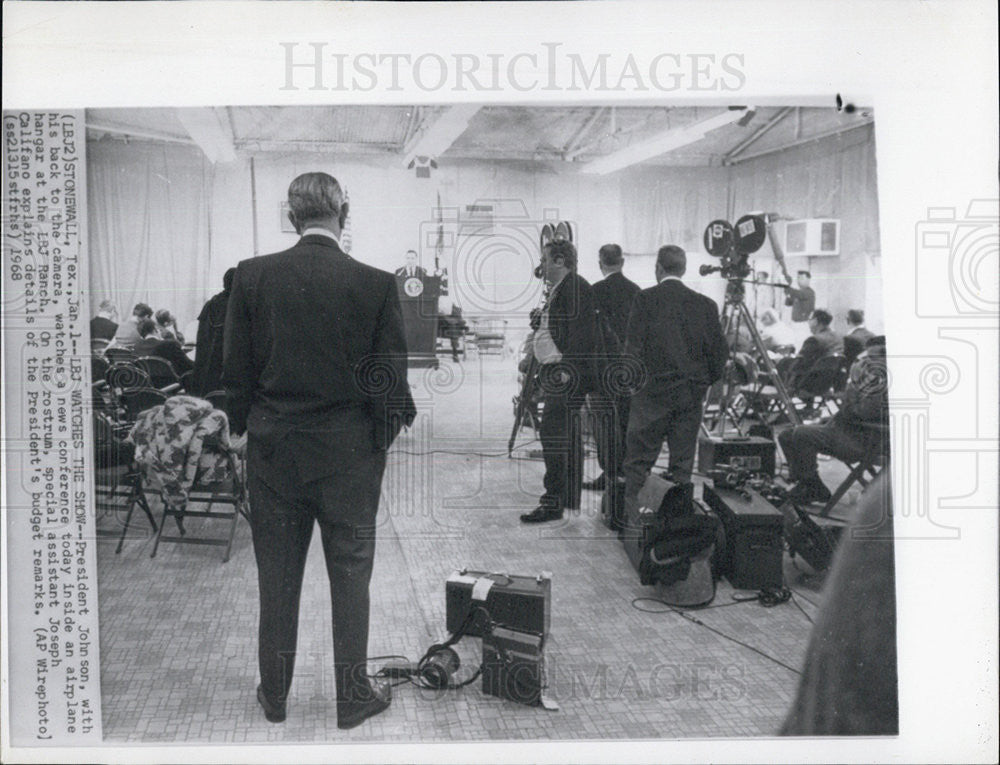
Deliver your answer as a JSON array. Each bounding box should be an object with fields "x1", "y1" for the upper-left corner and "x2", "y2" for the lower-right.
[
  {"x1": 287, "y1": 209, "x2": 301, "y2": 235},
  {"x1": 338, "y1": 202, "x2": 350, "y2": 231}
]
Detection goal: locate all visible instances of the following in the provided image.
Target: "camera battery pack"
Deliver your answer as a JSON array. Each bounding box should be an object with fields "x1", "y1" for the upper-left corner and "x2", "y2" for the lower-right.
[
  {"x1": 702, "y1": 483, "x2": 784, "y2": 590},
  {"x1": 446, "y1": 570, "x2": 551, "y2": 638},
  {"x1": 698, "y1": 435, "x2": 776, "y2": 477},
  {"x1": 481, "y1": 626, "x2": 544, "y2": 707}
]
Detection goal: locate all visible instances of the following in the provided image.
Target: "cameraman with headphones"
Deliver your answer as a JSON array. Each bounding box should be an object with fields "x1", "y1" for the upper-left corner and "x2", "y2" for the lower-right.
[{"x1": 520, "y1": 239, "x2": 598, "y2": 524}]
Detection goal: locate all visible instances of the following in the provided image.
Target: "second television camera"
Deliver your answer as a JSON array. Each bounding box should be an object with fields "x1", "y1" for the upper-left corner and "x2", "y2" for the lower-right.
[{"x1": 699, "y1": 214, "x2": 772, "y2": 281}]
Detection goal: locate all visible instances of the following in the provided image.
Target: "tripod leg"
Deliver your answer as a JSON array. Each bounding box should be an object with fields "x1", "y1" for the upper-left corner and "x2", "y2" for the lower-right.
[{"x1": 736, "y1": 301, "x2": 801, "y2": 427}]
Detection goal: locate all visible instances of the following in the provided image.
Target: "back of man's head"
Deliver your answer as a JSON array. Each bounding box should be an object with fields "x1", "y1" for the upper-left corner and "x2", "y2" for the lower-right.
[
  {"x1": 98, "y1": 299, "x2": 117, "y2": 315},
  {"x1": 133, "y1": 303, "x2": 153, "y2": 319},
  {"x1": 847, "y1": 309, "x2": 864, "y2": 326},
  {"x1": 812, "y1": 309, "x2": 833, "y2": 327},
  {"x1": 223, "y1": 267, "x2": 236, "y2": 293},
  {"x1": 155, "y1": 309, "x2": 173, "y2": 327},
  {"x1": 599, "y1": 244, "x2": 623, "y2": 269},
  {"x1": 546, "y1": 240, "x2": 578, "y2": 270},
  {"x1": 137, "y1": 318, "x2": 157, "y2": 338},
  {"x1": 656, "y1": 245, "x2": 686, "y2": 277},
  {"x1": 287, "y1": 172, "x2": 345, "y2": 228}
]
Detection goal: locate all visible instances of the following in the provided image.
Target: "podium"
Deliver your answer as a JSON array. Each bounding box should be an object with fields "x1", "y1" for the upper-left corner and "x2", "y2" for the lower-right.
[{"x1": 396, "y1": 274, "x2": 441, "y2": 368}]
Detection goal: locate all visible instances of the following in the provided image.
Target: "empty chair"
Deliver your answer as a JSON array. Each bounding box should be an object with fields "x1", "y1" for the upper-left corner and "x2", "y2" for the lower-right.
[
  {"x1": 91, "y1": 411, "x2": 159, "y2": 552},
  {"x1": 135, "y1": 356, "x2": 182, "y2": 393}
]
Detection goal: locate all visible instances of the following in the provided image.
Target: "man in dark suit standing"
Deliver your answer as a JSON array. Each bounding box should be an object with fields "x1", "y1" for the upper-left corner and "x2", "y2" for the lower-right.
[
  {"x1": 583, "y1": 243, "x2": 641, "y2": 492},
  {"x1": 191, "y1": 268, "x2": 235, "y2": 396},
  {"x1": 520, "y1": 239, "x2": 597, "y2": 523},
  {"x1": 622, "y1": 245, "x2": 728, "y2": 499},
  {"x1": 224, "y1": 172, "x2": 415, "y2": 728},
  {"x1": 394, "y1": 249, "x2": 427, "y2": 279}
]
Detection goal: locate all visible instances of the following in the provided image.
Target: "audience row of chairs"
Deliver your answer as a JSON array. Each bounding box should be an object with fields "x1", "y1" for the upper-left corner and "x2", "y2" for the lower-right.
[{"x1": 92, "y1": 353, "x2": 246, "y2": 563}]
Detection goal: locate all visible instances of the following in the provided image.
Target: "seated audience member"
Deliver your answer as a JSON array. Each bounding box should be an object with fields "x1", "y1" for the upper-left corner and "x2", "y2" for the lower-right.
[
  {"x1": 843, "y1": 309, "x2": 875, "y2": 366},
  {"x1": 758, "y1": 308, "x2": 796, "y2": 353},
  {"x1": 155, "y1": 309, "x2": 185, "y2": 345},
  {"x1": 191, "y1": 268, "x2": 236, "y2": 396},
  {"x1": 788, "y1": 309, "x2": 844, "y2": 391},
  {"x1": 133, "y1": 318, "x2": 194, "y2": 376},
  {"x1": 778, "y1": 336, "x2": 888, "y2": 504},
  {"x1": 112, "y1": 302, "x2": 153, "y2": 349},
  {"x1": 90, "y1": 300, "x2": 120, "y2": 341}
]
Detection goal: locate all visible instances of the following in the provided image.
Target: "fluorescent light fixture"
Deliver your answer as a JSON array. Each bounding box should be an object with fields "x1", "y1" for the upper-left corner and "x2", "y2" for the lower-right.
[
  {"x1": 581, "y1": 108, "x2": 755, "y2": 175},
  {"x1": 401, "y1": 105, "x2": 481, "y2": 167}
]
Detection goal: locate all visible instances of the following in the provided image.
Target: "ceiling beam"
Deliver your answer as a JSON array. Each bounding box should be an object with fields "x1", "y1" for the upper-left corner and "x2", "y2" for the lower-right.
[
  {"x1": 727, "y1": 120, "x2": 873, "y2": 165},
  {"x1": 722, "y1": 107, "x2": 793, "y2": 165},
  {"x1": 176, "y1": 107, "x2": 237, "y2": 163},
  {"x1": 562, "y1": 107, "x2": 606, "y2": 159},
  {"x1": 86, "y1": 120, "x2": 194, "y2": 146},
  {"x1": 581, "y1": 107, "x2": 755, "y2": 175},
  {"x1": 401, "y1": 104, "x2": 481, "y2": 167}
]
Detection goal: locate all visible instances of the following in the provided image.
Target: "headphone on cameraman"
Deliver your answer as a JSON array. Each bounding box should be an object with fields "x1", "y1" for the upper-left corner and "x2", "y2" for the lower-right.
[{"x1": 533, "y1": 221, "x2": 574, "y2": 279}]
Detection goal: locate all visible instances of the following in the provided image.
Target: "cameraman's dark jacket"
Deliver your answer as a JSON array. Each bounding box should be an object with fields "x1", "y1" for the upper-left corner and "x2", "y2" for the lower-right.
[
  {"x1": 538, "y1": 271, "x2": 598, "y2": 398},
  {"x1": 624, "y1": 278, "x2": 728, "y2": 397}
]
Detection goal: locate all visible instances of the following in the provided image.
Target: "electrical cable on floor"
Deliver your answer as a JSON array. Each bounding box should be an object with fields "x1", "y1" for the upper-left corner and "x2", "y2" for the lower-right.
[
  {"x1": 788, "y1": 592, "x2": 815, "y2": 625},
  {"x1": 631, "y1": 592, "x2": 804, "y2": 676}
]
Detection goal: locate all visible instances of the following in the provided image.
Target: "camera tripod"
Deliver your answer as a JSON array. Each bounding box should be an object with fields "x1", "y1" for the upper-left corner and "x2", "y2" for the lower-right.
[{"x1": 705, "y1": 278, "x2": 802, "y2": 435}]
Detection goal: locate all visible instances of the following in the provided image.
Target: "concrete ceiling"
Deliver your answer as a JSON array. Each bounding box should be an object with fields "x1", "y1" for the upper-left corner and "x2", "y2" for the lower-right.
[{"x1": 86, "y1": 104, "x2": 874, "y2": 170}]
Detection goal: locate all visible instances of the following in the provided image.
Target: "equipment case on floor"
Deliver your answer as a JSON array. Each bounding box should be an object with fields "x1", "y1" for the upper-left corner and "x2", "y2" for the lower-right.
[
  {"x1": 446, "y1": 569, "x2": 551, "y2": 638},
  {"x1": 702, "y1": 483, "x2": 784, "y2": 590},
  {"x1": 698, "y1": 435, "x2": 776, "y2": 477}
]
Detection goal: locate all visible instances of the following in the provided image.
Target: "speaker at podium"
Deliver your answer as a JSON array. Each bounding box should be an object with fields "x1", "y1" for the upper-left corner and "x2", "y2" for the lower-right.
[{"x1": 396, "y1": 273, "x2": 441, "y2": 368}]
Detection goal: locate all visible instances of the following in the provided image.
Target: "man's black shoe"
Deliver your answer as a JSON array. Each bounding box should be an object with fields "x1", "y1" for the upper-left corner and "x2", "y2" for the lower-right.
[
  {"x1": 582, "y1": 474, "x2": 607, "y2": 491},
  {"x1": 519, "y1": 506, "x2": 564, "y2": 524},
  {"x1": 788, "y1": 477, "x2": 833, "y2": 505},
  {"x1": 256, "y1": 685, "x2": 286, "y2": 723},
  {"x1": 337, "y1": 680, "x2": 392, "y2": 730}
]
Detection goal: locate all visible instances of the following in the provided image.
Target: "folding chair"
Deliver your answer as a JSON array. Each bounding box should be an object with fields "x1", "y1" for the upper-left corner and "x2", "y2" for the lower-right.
[
  {"x1": 149, "y1": 433, "x2": 248, "y2": 562},
  {"x1": 105, "y1": 346, "x2": 138, "y2": 364},
  {"x1": 120, "y1": 387, "x2": 169, "y2": 423},
  {"x1": 792, "y1": 354, "x2": 848, "y2": 419},
  {"x1": 90, "y1": 412, "x2": 159, "y2": 550},
  {"x1": 819, "y1": 422, "x2": 889, "y2": 518},
  {"x1": 204, "y1": 389, "x2": 227, "y2": 410},
  {"x1": 135, "y1": 356, "x2": 183, "y2": 393}
]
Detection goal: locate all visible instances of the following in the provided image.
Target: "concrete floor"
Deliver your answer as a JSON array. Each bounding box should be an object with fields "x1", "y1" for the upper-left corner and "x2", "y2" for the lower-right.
[{"x1": 95, "y1": 354, "x2": 869, "y2": 743}]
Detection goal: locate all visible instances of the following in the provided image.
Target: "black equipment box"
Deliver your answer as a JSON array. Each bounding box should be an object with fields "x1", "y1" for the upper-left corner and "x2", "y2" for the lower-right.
[
  {"x1": 702, "y1": 483, "x2": 784, "y2": 590},
  {"x1": 481, "y1": 625, "x2": 544, "y2": 707},
  {"x1": 446, "y1": 570, "x2": 551, "y2": 638},
  {"x1": 698, "y1": 435, "x2": 776, "y2": 477}
]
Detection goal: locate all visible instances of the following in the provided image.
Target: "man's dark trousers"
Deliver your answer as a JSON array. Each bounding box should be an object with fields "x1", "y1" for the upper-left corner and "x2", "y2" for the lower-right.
[
  {"x1": 248, "y1": 408, "x2": 386, "y2": 710},
  {"x1": 589, "y1": 391, "x2": 630, "y2": 479},
  {"x1": 539, "y1": 390, "x2": 586, "y2": 511},
  {"x1": 778, "y1": 422, "x2": 869, "y2": 481},
  {"x1": 623, "y1": 382, "x2": 704, "y2": 499}
]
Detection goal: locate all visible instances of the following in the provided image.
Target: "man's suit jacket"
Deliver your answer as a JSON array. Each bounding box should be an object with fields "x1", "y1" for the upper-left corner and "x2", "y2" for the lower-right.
[
  {"x1": 134, "y1": 336, "x2": 194, "y2": 375},
  {"x1": 191, "y1": 289, "x2": 229, "y2": 396},
  {"x1": 90, "y1": 316, "x2": 118, "y2": 341},
  {"x1": 223, "y1": 235, "x2": 416, "y2": 483},
  {"x1": 591, "y1": 271, "x2": 641, "y2": 345},
  {"x1": 395, "y1": 265, "x2": 427, "y2": 279},
  {"x1": 791, "y1": 327, "x2": 845, "y2": 388},
  {"x1": 542, "y1": 271, "x2": 598, "y2": 397},
  {"x1": 624, "y1": 278, "x2": 728, "y2": 396}
]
